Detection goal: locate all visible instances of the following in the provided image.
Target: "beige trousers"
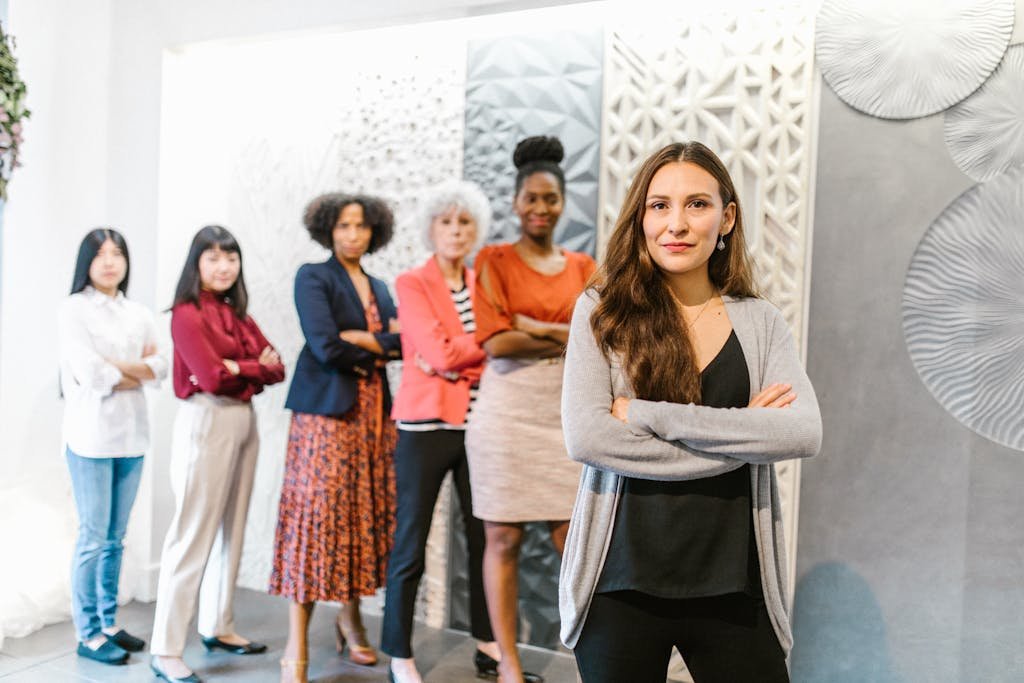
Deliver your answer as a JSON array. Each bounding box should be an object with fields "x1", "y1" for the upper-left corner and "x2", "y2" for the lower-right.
[{"x1": 150, "y1": 393, "x2": 259, "y2": 656}]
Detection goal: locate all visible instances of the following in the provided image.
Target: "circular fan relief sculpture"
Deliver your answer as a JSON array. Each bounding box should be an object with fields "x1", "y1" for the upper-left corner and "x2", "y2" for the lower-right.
[
  {"x1": 816, "y1": 0, "x2": 1014, "y2": 119},
  {"x1": 945, "y1": 45, "x2": 1024, "y2": 181},
  {"x1": 903, "y1": 165, "x2": 1024, "y2": 451}
]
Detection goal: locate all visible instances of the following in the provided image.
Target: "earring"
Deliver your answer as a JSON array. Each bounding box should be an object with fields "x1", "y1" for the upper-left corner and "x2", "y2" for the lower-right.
[{"x1": 717, "y1": 236, "x2": 726, "y2": 251}]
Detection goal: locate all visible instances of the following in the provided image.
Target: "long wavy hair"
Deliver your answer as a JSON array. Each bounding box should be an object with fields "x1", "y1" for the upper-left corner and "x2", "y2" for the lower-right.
[{"x1": 591, "y1": 141, "x2": 758, "y2": 404}]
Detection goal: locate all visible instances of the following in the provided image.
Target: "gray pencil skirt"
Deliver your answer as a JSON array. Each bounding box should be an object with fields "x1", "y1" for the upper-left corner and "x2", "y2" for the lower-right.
[{"x1": 465, "y1": 357, "x2": 582, "y2": 523}]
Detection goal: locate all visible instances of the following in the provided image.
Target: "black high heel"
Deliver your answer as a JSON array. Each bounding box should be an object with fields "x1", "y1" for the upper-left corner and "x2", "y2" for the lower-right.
[
  {"x1": 200, "y1": 636, "x2": 267, "y2": 655},
  {"x1": 473, "y1": 649, "x2": 544, "y2": 682},
  {"x1": 150, "y1": 658, "x2": 203, "y2": 683}
]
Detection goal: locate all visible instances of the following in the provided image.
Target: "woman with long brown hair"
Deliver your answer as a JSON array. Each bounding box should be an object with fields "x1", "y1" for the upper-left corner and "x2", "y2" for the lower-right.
[{"x1": 559, "y1": 141, "x2": 822, "y2": 682}]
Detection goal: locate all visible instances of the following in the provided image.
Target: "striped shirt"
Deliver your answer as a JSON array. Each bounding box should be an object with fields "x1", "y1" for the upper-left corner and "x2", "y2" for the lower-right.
[{"x1": 398, "y1": 285, "x2": 479, "y2": 432}]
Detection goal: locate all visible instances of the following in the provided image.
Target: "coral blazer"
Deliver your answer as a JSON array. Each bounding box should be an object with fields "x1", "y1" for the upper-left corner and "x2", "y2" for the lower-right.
[{"x1": 391, "y1": 256, "x2": 486, "y2": 426}]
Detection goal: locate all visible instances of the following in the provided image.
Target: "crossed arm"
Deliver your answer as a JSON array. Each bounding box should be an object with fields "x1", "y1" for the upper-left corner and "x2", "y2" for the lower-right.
[{"x1": 561, "y1": 292, "x2": 822, "y2": 481}]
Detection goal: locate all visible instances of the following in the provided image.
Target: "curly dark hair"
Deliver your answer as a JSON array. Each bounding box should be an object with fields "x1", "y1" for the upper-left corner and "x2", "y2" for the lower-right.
[
  {"x1": 302, "y1": 193, "x2": 394, "y2": 254},
  {"x1": 513, "y1": 135, "x2": 566, "y2": 195}
]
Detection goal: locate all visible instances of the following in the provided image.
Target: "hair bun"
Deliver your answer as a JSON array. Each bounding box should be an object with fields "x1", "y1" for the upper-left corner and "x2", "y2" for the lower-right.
[{"x1": 513, "y1": 136, "x2": 564, "y2": 169}]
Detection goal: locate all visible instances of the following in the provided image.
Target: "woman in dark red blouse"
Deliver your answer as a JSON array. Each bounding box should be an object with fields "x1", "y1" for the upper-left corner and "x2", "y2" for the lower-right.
[{"x1": 150, "y1": 225, "x2": 285, "y2": 683}]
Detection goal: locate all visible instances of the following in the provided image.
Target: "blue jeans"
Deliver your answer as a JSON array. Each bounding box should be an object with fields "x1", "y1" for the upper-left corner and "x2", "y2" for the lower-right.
[{"x1": 66, "y1": 448, "x2": 144, "y2": 642}]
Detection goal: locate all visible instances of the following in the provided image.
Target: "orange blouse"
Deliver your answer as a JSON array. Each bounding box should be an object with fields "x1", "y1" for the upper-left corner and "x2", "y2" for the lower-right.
[{"x1": 472, "y1": 243, "x2": 596, "y2": 344}]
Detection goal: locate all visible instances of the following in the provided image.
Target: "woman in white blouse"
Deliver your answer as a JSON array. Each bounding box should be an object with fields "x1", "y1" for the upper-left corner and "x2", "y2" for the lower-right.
[{"x1": 58, "y1": 228, "x2": 168, "y2": 666}]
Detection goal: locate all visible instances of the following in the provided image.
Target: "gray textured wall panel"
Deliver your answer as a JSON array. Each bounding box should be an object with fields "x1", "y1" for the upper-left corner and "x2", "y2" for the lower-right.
[
  {"x1": 463, "y1": 30, "x2": 603, "y2": 256},
  {"x1": 794, "y1": 85, "x2": 1024, "y2": 682}
]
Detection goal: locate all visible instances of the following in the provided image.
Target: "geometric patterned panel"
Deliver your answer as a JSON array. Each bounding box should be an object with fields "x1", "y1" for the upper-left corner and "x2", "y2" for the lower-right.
[
  {"x1": 464, "y1": 31, "x2": 603, "y2": 256},
  {"x1": 601, "y1": 8, "x2": 816, "y2": 344},
  {"x1": 599, "y1": 4, "x2": 818, "y2": 610}
]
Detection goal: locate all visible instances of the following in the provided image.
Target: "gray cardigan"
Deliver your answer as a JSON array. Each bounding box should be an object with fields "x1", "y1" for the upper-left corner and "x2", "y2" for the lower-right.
[{"x1": 559, "y1": 290, "x2": 822, "y2": 650}]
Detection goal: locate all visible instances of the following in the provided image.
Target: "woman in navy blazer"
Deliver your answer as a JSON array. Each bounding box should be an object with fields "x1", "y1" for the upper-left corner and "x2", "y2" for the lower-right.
[
  {"x1": 286, "y1": 254, "x2": 400, "y2": 416},
  {"x1": 269, "y1": 193, "x2": 400, "y2": 683}
]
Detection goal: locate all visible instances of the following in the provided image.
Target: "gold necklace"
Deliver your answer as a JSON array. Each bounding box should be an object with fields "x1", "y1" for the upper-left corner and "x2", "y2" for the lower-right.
[{"x1": 669, "y1": 287, "x2": 718, "y2": 328}]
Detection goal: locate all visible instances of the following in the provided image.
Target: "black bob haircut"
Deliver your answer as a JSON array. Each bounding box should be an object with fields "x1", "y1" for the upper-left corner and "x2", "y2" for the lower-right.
[
  {"x1": 513, "y1": 135, "x2": 566, "y2": 196},
  {"x1": 302, "y1": 193, "x2": 394, "y2": 254},
  {"x1": 171, "y1": 225, "x2": 249, "y2": 319},
  {"x1": 70, "y1": 228, "x2": 130, "y2": 296}
]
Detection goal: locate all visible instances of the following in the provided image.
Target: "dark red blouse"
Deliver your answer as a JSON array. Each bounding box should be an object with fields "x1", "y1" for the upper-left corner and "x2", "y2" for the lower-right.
[{"x1": 171, "y1": 290, "x2": 285, "y2": 401}]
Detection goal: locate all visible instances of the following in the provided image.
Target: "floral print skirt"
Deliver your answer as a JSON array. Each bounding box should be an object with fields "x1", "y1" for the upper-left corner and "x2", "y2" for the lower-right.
[{"x1": 269, "y1": 376, "x2": 397, "y2": 603}]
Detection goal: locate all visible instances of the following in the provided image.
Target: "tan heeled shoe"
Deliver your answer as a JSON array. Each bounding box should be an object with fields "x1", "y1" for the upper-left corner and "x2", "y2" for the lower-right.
[
  {"x1": 279, "y1": 658, "x2": 308, "y2": 683},
  {"x1": 334, "y1": 620, "x2": 377, "y2": 666}
]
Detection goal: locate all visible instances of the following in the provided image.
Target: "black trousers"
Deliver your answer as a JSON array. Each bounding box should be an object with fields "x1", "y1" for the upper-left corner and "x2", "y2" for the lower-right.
[
  {"x1": 574, "y1": 591, "x2": 789, "y2": 683},
  {"x1": 380, "y1": 429, "x2": 493, "y2": 657}
]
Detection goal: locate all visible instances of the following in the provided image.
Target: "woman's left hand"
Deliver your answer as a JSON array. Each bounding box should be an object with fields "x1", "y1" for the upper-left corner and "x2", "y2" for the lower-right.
[
  {"x1": 258, "y1": 345, "x2": 281, "y2": 366},
  {"x1": 340, "y1": 330, "x2": 371, "y2": 347},
  {"x1": 611, "y1": 396, "x2": 630, "y2": 422},
  {"x1": 513, "y1": 313, "x2": 544, "y2": 338},
  {"x1": 340, "y1": 329, "x2": 385, "y2": 356}
]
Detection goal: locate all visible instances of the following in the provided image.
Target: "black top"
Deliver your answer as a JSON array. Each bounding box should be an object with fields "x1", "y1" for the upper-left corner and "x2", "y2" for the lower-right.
[{"x1": 596, "y1": 330, "x2": 760, "y2": 599}]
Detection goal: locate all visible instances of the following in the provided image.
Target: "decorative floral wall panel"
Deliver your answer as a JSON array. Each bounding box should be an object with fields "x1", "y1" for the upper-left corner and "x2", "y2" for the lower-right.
[
  {"x1": 945, "y1": 45, "x2": 1024, "y2": 182},
  {"x1": 903, "y1": 165, "x2": 1024, "y2": 452},
  {"x1": 816, "y1": 0, "x2": 1014, "y2": 119},
  {"x1": 464, "y1": 30, "x2": 604, "y2": 255}
]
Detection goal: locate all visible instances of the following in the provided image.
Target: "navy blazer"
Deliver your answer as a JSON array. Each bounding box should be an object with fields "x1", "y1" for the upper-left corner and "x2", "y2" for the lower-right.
[{"x1": 285, "y1": 256, "x2": 401, "y2": 417}]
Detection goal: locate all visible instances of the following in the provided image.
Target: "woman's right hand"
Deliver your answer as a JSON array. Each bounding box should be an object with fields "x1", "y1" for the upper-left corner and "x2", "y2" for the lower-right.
[
  {"x1": 748, "y1": 383, "x2": 796, "y2": 408},
  {"x1": 223, "y1": 359, "x2": 241, "y2": 375},
  {"x1": 113, "y1": 375, "x2": 142, "y2": 391},
  {"x1": 414, "y1": 353, "x2": 459, "y2": 381}
]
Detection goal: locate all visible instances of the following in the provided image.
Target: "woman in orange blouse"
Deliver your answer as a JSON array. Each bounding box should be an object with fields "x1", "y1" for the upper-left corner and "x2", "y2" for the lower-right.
[{"x1": 465, "y1": 136, "x2": 596, "y2": 683}]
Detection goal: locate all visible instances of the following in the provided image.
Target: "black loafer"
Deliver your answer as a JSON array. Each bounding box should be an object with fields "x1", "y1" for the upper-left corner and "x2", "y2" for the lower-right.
[
  {"x1": 76, "y1": 639, "x2": 129, "y2": 665},
  {"x1": 107, "y1": 628, "x2": 146, "y2": 652},
  {"x1": 200, "y1": 635, "x2": 267, "y2": 655},
  {"x1": 474, "y1": 649, "x2": 544, "y2": 682},
  {"x1": 150, "y1": 659, "x2": 203, "y2": 682}
]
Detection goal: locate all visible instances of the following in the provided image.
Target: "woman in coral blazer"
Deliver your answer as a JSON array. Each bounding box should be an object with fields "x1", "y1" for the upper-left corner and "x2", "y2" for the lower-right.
[{"x1": 382, "y1": 181, "x2": 504, "y2": 683}]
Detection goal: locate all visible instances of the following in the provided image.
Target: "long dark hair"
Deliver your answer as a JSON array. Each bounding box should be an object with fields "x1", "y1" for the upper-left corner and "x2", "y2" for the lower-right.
[
  {"x1": 591, "y1": 141, "x2": 758, "y2": 404},
  {"x1": 70, "y1": 228, "x2": 130, "y2": 295},
  {"x1": 171, "y1": 225, "x2": 248, "y2": 318}
]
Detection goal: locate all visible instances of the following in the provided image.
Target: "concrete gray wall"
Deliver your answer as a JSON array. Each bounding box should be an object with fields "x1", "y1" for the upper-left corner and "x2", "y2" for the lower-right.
[{"x1": 793, "y1": 84, "x2": 1024, "y2": 682}]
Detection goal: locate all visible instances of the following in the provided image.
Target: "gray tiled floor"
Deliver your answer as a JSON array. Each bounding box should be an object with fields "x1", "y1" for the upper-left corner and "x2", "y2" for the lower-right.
[{"x1": 0, "y1": 589, "x2": 578, "y2": 681}]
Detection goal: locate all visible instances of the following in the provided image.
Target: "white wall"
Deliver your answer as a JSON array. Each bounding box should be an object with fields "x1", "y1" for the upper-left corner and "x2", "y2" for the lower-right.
[{"x1": 0, "y1": 0, "x2": 126, "y2": 643}]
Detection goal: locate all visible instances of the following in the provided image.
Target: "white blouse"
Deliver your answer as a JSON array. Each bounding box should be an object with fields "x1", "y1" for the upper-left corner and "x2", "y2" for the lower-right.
[{"x1": 58, "y1": 287, "x2": 169, "y2": 458}]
